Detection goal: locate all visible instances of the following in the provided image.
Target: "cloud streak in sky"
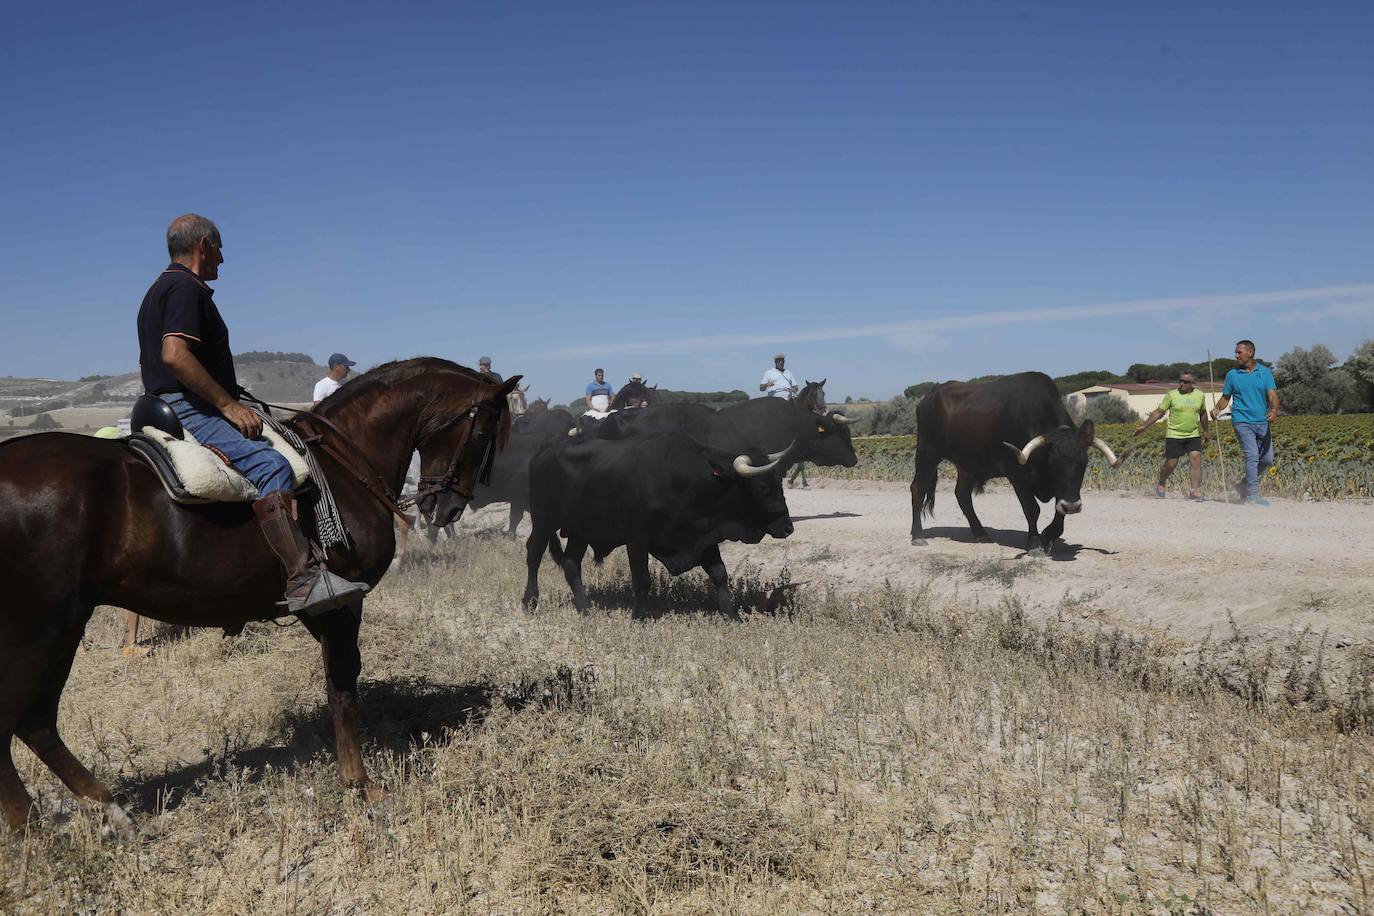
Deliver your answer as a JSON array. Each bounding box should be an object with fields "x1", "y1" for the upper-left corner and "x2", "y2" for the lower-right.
[{"x1": 549, "y1": 284, "x2": 1374, "y2": 359}]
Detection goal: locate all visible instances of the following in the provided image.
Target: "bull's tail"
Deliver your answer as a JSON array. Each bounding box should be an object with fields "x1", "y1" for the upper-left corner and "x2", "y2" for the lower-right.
[
  {"x1": 914, "y1": 451, "x2": 940, "y2": 520},
  {"x1": 546, "y1": 531, "x2": 567, "y2": 564}
]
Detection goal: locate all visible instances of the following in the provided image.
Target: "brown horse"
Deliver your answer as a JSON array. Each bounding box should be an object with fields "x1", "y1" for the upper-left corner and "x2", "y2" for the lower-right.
[{"x1": 0, "y1": 358, "x2": 520, "y2": 833}]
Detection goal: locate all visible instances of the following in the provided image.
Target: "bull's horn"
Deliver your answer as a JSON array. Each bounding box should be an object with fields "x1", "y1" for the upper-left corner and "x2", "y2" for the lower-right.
[
  {"x1": 733, "y1": 453, "x2": 783, "y2": 477},
  {"x1": 567, "y1": 427, "x2": 582, "y2": 437},
  {"x1": 1003, "y1": 435, "x2": 1045, "y2": 465},
  {"x1": 1092, "y1": 438, "x2": 1130, "y2": 468},
  {"x1": 765, "y1": 440, "x2": 796, "y2": 463},
  {"x1": 830, "y1": 413, "x2": 853, "y2": 425}
]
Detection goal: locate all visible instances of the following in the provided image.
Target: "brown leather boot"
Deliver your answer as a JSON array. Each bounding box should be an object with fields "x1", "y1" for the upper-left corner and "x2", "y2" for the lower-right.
[{"x1": 253, "y1": 492, "x2": 369, "y2": 615}]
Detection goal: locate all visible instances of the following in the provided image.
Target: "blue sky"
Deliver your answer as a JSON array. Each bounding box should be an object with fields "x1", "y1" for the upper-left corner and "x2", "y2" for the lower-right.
[{"x1": 1, "y1": 0, "x2": 1371, "y2": 402}]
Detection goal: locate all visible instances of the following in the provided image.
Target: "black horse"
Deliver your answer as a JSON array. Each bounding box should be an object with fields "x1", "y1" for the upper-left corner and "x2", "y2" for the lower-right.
[
  {"x1": 0, "y1": 358, "x2": 520, "y2": 832},
  {"x1": 787, "y1": 379, "x2": 835, "y2": 489}
]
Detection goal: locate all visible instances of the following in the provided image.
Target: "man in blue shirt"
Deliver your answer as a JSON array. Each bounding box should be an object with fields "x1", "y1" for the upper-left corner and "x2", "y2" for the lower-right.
[
  {"x1": 584, "y1": 367, "x2": 615, "y2": 414},
  {"x1": 1211, "y1": 339, "x2": 1280, "y2": 506}
]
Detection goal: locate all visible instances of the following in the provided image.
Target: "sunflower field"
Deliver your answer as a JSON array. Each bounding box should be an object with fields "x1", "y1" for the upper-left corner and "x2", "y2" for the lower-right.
[{"x1": 817, "y1": 414, "x2": 1374, "y2": 500}]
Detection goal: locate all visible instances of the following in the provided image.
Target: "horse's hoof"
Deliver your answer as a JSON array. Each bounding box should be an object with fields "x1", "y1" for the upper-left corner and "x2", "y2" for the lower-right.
[
  {"x1": 910, "y1": 537, "x2": 928, "y2": 547},
  {"x1": 1026, "y1": 547, "x2": 1048, "y2": 559},
  {"x1": 101, "y1": 802, "x2": 135, "y2": 842}
]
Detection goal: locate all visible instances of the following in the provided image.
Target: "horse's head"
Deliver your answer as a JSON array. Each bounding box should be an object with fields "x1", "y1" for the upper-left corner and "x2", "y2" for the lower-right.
[
  {"x1": 506, "y1": 384, "x2": 529, "y2": 417},
  {"x1": 416, "y1": 374, "x2": 523, "y2": 527},
  {"x1": 612, "y1": 380, "x2": 656, "y2": 410},
  {"x1": 798, "y1": 379, "x2": 827, "y2": 414}
]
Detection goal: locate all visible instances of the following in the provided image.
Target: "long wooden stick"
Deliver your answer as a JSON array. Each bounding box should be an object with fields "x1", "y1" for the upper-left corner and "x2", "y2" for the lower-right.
[{"x1": 1207, "y1": 349, "x2": 1229, "y2": 500}]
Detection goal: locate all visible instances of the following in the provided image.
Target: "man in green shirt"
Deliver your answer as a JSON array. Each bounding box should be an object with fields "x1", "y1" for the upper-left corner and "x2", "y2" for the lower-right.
[{"x1": 1132, "y1": 371, "x2": 1210, "y2": 501}]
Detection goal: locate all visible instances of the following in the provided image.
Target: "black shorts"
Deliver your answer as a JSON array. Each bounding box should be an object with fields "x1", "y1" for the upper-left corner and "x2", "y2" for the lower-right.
[{"x1": 1164, "y1": 436, "x2": 1203, "y2": 459}]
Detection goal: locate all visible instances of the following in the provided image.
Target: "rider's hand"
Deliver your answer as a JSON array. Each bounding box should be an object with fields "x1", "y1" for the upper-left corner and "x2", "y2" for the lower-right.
[{"x1": 222, "y1": 400, "x2": 262, "y2": 438}]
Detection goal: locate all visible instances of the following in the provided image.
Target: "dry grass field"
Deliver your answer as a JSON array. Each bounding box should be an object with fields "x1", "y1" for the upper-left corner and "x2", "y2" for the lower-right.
[{"x1": 4, "y1": 529, "x2": 1374, "y2": 913}]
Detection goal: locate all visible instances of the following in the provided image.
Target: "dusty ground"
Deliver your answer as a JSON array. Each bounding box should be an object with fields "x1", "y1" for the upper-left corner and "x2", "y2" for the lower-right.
[
  {"x1": 6, "y1": 492, "x2": 1374, "y2": 911},
  {"x1": 459, "y1": 479, "x2": 1374, "y2": 649}
]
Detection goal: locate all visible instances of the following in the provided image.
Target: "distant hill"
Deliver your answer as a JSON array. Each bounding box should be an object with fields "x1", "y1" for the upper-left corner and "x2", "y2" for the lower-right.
[{"x1": 1, "y1": 359, "x2": 329, "y2": 420}]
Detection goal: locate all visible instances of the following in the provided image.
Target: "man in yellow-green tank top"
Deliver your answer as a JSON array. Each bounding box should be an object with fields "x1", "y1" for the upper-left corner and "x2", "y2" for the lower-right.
[{"x1": 1132, "y1": 371, "x2": 1210, "y2": 501}]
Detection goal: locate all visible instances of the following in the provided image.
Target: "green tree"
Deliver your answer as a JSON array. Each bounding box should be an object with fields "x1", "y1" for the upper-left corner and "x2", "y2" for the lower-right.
[
  {"x1": 1274, "y1": 344, "x2": 1361, "y2": 414},
  {"x1": 903, "y1": 382, "x2": 938, "y2": 400},
  {"x1": 1053, "y1": 370, "x2": 1123, "y2": 394},
  {"x1": 1073, "y1": 396, "x2": 1138, "y2": 424},
  {"x1": 30, "y1": 413, "x2": 61, "y2": 430},
  {"x1": 1344, "y1": 340, "x2": 1374, "y2": 411}
]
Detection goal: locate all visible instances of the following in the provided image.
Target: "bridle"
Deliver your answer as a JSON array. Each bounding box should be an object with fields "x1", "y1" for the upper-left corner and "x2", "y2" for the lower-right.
[
  {"x1": 412, "y1": 395, "x2": 504, "y2": 505},
  {"x1": 290, "y1": 385, "x2": 504, "y2": 522}
]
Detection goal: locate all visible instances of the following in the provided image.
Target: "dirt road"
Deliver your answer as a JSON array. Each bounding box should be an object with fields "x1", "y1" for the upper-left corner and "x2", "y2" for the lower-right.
[
  {"x1": 725, "y1": 479, "x2": 1374, "y2": 646},
  {"x1": 456, "y1": 478, "x2": 1372, "y2": 648}
]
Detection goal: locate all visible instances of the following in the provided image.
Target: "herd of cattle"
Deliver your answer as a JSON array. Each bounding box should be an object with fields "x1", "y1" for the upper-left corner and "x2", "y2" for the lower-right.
[{"x1": 418, "y1": 370, "x2": 1130, "y2": 618}]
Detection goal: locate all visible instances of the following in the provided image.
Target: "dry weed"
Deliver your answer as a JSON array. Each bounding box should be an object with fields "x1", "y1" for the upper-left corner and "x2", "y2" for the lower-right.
[{"x1": 2, "y1": 535, "x2": 1372, "y2": 912}]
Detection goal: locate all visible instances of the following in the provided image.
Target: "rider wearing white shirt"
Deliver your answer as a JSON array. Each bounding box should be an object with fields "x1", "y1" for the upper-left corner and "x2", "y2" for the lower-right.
[
  {"x1": 313, "y1": 353, "x2": 356, "y2": 405},
  {"x1": 759, "y1": 353, "x2": 797, "y2": 399}
]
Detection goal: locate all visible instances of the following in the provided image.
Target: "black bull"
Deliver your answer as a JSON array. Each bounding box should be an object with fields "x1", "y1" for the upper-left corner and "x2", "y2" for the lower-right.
[
  {"x1": 909, "y1": 372, "x2": 1128, "y2": 554},
  {"x1": 573, "y1": 398, "x2": 859, "y2": 474},
  {"x1": 468, "y1": 408, "x2": 577, "y2": 537},
  {"x1": 522, "y1": 434, "x2": 794, "y2": 620}
]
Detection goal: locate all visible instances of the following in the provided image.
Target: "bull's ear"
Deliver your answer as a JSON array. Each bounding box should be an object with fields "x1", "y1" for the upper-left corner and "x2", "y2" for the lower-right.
[
  {"x1": 707, "y1": 458, "x2": 730, "y2": 478},
  {"x1": 1078, "y1": 420, "x2": 1096, "y2": 445}
]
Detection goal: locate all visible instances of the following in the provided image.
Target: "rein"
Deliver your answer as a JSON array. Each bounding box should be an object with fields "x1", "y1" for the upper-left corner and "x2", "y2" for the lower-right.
[
  {"x1": 290, "y1": 411, "x2": 414, "y2": 524},
  {"x1": 241, "y1": 382, "x2": 503, "y2": 524},
  {"x1": 412, "y1": 399, "x2": 503, "y2": 504}
]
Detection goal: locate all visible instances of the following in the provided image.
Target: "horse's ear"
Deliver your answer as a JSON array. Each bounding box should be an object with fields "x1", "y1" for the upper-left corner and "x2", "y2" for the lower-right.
[
  {"x1": 497, "y1": 375, "x2": 523, "y2": 397},
  {"x1": 819, "y1": 378, "x2": 826, "y2": 388}
]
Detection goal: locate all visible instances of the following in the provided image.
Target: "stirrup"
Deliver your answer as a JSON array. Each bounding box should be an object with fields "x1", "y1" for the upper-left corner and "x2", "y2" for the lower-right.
[{"x1": 281, "y1": 570, "x2": 370, "y2": 616}]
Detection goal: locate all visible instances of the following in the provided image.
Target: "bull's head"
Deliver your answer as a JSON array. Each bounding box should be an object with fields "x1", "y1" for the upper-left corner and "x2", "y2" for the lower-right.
[
  {"x1": 709, "y1": 444, "x2": 795, "y2": 541},
  {"x1": 1001, "y1": 421, "x2": 1131, "y2": 515},
  {"x1": 800, "y1": 411, "x2": 858, "y2": 468}
]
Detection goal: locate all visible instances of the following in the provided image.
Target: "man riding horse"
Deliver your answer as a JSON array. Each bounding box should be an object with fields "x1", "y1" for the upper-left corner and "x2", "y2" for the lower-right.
[{"x1": 137, "y1": 214, "x2": 369, "y2": 615}]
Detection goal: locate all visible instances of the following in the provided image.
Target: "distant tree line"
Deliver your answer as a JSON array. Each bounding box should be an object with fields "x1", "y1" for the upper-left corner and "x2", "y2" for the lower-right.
[
  {"x1": 863, "y1": 342, "x2": 1374, "y2": 435},
  {"x1": 9, "y1": 400, "x2": 69, "y2": 417},
  {"x1": 235, "y1": 351, "x2": 317, "y2": 365}
]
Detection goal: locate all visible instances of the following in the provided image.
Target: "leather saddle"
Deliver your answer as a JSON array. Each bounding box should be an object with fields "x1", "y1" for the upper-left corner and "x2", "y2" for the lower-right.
[{"x1": 124, "y1": 395, "x2": 311, "y2": 505}]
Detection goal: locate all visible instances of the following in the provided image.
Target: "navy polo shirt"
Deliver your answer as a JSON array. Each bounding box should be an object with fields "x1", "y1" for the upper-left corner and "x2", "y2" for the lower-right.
[{"x1": 137, "y1": 263, "x2": 238, "y2": 395}]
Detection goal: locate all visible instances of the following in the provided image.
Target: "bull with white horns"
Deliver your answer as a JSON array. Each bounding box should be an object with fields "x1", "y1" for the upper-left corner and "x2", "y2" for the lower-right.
[{"x1": 909, "y1": 371, "x2": 1131, "y2": 554}]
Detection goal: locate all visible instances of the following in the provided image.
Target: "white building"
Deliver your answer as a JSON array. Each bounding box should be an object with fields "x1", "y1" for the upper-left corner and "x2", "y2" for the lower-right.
[{"x1": 1066, "y1": 381, "x2": 1224, "y2": 421}]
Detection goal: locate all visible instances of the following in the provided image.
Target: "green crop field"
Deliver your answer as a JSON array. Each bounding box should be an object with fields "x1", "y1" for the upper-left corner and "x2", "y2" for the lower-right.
[{"x1": 815, "y1": 414, "x2": 1374, "y2": 500}]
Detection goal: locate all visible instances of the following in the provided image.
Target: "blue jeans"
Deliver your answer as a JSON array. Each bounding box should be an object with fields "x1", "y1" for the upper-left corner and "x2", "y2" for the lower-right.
[
  {"x1": 161, "y1": 392, "x2": 294, "y2": 496},
  {"x1": 1232, "y1": 421, "x2": 1274, "y2": 499}
]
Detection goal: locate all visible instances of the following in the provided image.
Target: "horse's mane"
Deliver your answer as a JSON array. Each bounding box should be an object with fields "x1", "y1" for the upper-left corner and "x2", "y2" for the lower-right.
[
  {"x1": 611, "y1": 380, "x2": 656, "y2": 410},
  {"x1": 312, "y1": 357, "x2": 509, "y2": 448}
]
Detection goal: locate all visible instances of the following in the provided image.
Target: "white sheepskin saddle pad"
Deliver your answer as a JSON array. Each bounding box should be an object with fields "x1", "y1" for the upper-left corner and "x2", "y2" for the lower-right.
[{"x1": 136, "y1": 425, "x2": 311, "y2": 503}]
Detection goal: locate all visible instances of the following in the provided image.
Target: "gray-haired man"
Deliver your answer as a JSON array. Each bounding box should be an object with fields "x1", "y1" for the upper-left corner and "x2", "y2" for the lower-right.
[{"x1": 137, "y1": 214, "x2": 367, "y2": 615}]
